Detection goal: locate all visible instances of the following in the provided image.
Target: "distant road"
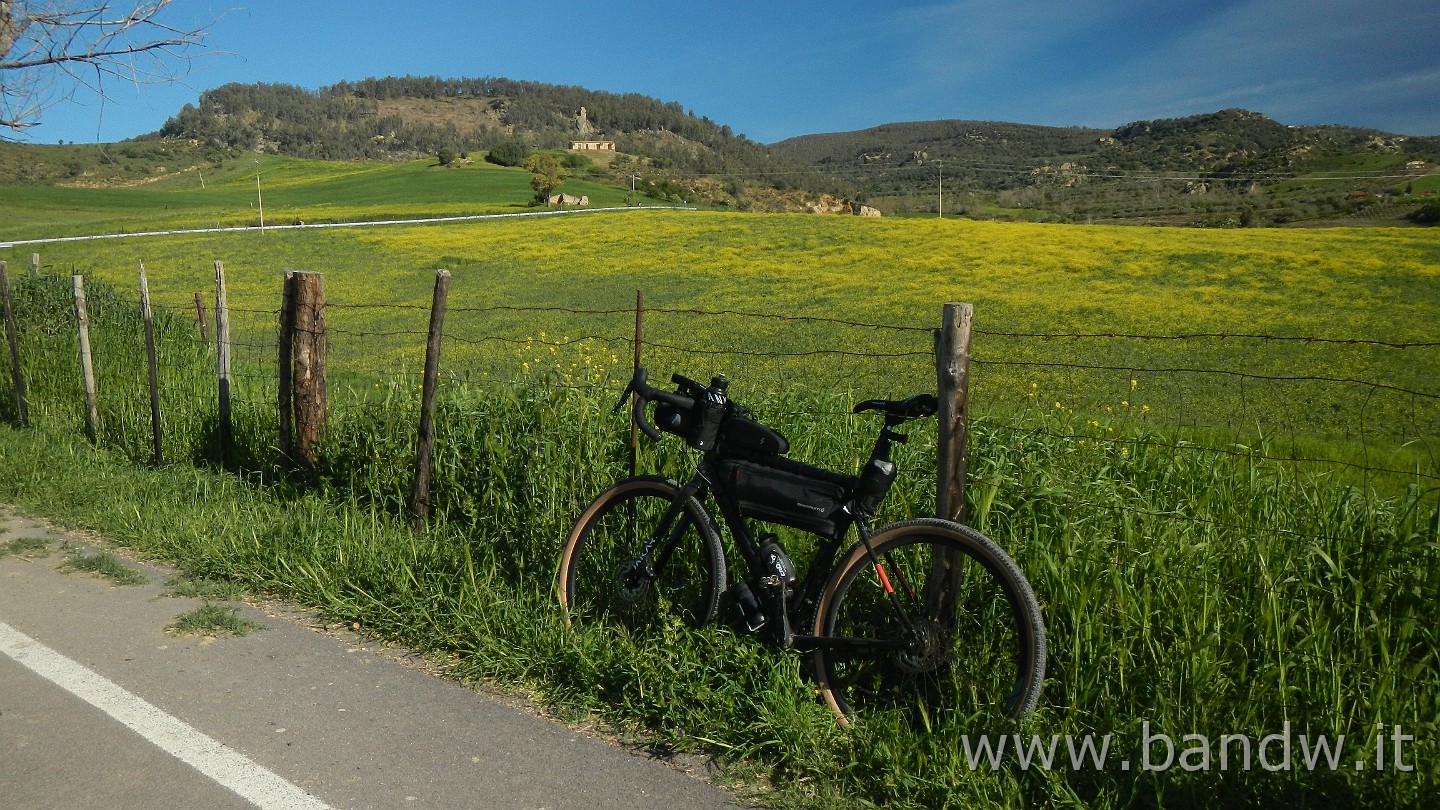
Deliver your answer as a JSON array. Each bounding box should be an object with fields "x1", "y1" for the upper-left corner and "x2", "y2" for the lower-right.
[{"x1": 0, "y1": 205, "x2": 695, "y2": 249}]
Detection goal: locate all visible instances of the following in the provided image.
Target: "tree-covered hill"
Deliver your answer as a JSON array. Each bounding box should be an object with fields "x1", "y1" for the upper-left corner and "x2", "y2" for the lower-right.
[
  {"x1": 772, "y1": 108, "x2": 1440, "y2": 225},
  {"x1": 153, "y1": 77, "x2": 850, "y2": 211}
]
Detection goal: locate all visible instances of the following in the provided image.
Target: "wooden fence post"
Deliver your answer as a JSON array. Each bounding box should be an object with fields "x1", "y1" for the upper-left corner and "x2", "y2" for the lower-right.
[
  {"x1": 1, "y1": 261, "x2": 28, "y2": 427},
  {"x1": 629, "y1": 289, "x2": 644, "y2": 478},
  {"x1": 935, "y1": 302, "x2": 973, "y2": 522},
  {"x1": 30, "y1": 253, "x2": 39, "y2": 278},
  {"x1": 277, "y1": 271, "x2": 296, "y2": 462},
  {"x1": 214, "y1": 260, "x2": 233, "y2": 462},
  {"x1": 72, "y1": 275, "x2": 100, "y2": 443},
  {"x1": 410, "y1": 269, "x2": 451, "y2": 532},
  {"x1": 930, "y1": 302, "x2": 973, "y2": 617},
  {"x1": 138, "y1": 262, "x2": 163, "y2": 465},
  {"x1": 290, "y1": 271, "x2": 327, "y2": 473},
  {"x1": 193, "y1": 292, "x2": 210, "y2": 344}
]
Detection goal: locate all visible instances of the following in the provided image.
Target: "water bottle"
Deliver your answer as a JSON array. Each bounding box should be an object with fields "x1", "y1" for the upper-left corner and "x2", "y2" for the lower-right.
[{"x1": 729, "y1": 581, "x2": 766, "y2": 632}]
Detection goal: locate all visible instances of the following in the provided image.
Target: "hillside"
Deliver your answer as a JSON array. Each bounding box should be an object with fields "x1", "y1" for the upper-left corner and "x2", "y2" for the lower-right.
[
  {"x1": 150, "y1": 77, "x2": 850, "y2": 212},
  {"x1": 772, "y1": 109, "x2": 1440, "y2": 225}
]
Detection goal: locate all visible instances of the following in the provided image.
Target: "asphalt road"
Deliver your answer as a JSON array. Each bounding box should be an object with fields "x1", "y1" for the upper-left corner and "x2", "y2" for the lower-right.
[{"x1": 0, "y1": 507, "x2": 744, "y2": 810}]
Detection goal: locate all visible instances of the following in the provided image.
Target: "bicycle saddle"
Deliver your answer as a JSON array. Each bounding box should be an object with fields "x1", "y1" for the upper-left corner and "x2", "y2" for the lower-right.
[{"x1": 851, "y1": 394, "x2": 939, "y2": 421}]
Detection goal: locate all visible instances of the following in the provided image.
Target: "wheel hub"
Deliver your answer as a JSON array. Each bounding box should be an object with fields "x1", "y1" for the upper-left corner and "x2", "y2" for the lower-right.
[
  {"x1": 892, "y1": 619, "x2": 951, "y2": 674},
  {"x1": 612, "y1": 560, "x2": 651, "y2": 604}
]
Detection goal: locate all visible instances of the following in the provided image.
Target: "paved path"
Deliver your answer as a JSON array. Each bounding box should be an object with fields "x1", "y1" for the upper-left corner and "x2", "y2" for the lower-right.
[{"x1": 0, "y1": 507, "x2": 744, "y2": 810}]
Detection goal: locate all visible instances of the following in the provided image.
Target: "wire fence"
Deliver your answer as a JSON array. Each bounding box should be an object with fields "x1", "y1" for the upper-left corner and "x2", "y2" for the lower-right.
[
  {"x1": 6, "y1": 258, "x2": 1439, "y2": 484},
  {"x1": 3, "y1": 258, "x2": 1437, "y2": 702}
]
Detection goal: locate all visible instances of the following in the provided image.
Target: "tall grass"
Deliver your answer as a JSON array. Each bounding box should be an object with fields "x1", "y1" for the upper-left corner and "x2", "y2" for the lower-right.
[{"x1": 0, "y1": 274, "x2": 1434, "y2": 808}]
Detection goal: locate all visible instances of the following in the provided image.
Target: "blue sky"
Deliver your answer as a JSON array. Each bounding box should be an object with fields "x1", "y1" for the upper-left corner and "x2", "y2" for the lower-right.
[{"x1": 17, "y1": 0, "x2": 1440, "y2": 145}]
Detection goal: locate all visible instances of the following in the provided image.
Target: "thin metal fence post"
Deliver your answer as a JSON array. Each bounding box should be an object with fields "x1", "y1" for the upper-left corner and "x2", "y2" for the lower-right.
[
  {"x1": 214, "y1": 260, "x2": 233, "y2": 463},
  {"x1": 629, "y1": 289, "x2": 644, "y2": 478}
]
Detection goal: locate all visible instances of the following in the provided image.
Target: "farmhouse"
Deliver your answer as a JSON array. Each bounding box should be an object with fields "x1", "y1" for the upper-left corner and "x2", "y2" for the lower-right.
[{"x1": 569, "y1": 141, "x2": 616, "y2": 152}]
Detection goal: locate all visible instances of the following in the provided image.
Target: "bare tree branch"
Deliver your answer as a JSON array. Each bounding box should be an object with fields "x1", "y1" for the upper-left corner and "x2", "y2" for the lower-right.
[{"x1": 1, "y1": 0, "x2": 212, "y2": 134}]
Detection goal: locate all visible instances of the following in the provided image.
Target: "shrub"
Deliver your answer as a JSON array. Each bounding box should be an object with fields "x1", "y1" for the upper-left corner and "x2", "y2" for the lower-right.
[
  {"x1": 485, "y1": 141, "x2": 529, "y2": 167},
  {"x1": 1406, "y1": 201, "x2": 1440, "y2": 225}
]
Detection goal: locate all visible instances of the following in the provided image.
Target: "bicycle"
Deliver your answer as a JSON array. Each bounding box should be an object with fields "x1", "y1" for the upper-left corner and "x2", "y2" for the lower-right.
[{"x1": 557, "y1": 368, "x2": 1046, "y2": 726}]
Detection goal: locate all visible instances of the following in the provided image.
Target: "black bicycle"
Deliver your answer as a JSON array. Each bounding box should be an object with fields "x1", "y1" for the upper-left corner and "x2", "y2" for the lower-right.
[{"x1": 557, "y1": 368, "x2": 1045, "y2": 726}]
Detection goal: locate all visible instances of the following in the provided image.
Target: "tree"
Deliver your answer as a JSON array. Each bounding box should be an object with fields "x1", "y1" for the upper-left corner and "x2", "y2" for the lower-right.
[
  {"x1": 523, "y1": 152, "x2": 568, "y2": 204},
  {"x1": 1, "y1": 1, "x2": 211, "y2": 134}
]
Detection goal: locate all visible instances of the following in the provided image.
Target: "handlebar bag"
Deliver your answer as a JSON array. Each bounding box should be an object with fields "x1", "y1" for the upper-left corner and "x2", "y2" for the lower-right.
[
  {"x1": 721, "y1": 457, "x2": 855, "y2": 537},
  {"x1": 654, "y1": 400, "x2": 698, "y2": 441}
]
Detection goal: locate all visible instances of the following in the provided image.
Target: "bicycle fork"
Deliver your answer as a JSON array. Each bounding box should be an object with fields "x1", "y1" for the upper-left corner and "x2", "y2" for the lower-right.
[{"x1": 620, "y1": 479, "x2": 705, "y2": 591}]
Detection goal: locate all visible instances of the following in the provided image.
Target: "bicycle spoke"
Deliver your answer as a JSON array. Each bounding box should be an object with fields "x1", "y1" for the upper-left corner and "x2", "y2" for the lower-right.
[
  {"x1": 560, "y1": 479, "x2": 725, "y2": 633},
  {"x1": 816, "y1": 522, "x2": 1045, "y2": 727}
]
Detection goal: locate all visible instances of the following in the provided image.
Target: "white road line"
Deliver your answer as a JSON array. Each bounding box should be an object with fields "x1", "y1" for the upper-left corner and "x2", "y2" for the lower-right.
[{"x1": 0, "y1": 620, "x2": 333, "y2": 810}]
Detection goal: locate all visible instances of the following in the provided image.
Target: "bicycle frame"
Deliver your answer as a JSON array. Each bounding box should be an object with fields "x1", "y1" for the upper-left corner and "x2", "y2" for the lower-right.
[{"x1": 626, "y1": 427, "x2": 918, "y2": 656}]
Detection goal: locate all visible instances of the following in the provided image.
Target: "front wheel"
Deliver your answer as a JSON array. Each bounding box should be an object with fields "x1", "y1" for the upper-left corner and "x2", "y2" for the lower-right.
[
  {"x1": 812, "y1": 519, "x2": 1045, "y2": 727},
  {"x1": 558, "y1": 476, "x2": 726, "y2": 633}
]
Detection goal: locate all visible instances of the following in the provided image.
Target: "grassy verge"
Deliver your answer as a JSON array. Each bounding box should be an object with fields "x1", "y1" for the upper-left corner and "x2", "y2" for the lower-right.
[{"x1": 0, "y1": 380, "x2": 1434, "y2": 807}]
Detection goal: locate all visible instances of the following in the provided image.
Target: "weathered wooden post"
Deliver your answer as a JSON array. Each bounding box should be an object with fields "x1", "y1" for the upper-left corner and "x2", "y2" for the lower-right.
[
  {"x1": 73, "y1": 275, "x2": 100, "y2": 443},
  {"x1": 930, "y1": 302, "x2": 974, "y2": 617},
  {"x1": 139, "y1": 262, "x2": 163, "y2": 465},
  {"x1": 277, "y1": 271, "x2": 297, "y2": 462},
  {"x1": 214, "y1": 260, "x2": 233, "y2": 462},
  {"x1": 193, "y1": 292, "x2": 210, "y2": 344},
  {"x1": 1, "y1": 261, "x2": 28, "y2": 427},
  {"x1": 30, "y1": 253, "x2": 39, "y2": 278},
  {"x1": 410, "y1": 269, "x2": 451, "y2": 532},
  {"x1": 935, "y1": 302, "x2": 973, "y2": 523},
  {"x1": 290, "y1": 271, "x2": 327, "y2": 473}
]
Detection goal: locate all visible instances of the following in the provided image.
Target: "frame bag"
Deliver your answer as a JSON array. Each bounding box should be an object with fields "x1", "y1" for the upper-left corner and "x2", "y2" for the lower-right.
[{"x1": 722, "y1": 458, "x2": 853, "y2": 537}]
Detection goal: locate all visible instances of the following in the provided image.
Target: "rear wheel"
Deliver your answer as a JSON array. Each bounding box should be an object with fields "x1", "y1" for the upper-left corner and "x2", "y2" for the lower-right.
[
  {"x1": 559, "y1": 476, "x2": 726, "y2": 633},
  {"x1": 812, "y1": 519, "x2": 1045, "y2": 727}
]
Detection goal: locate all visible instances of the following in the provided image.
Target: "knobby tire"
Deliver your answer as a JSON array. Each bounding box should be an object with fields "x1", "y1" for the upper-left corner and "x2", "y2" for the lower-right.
[
  {"x1": 558, "y1": 476, "x2": 726, "y2": 633},
  {"x1": 812, "y1": 518, "x2": 1046, "y2": 727}
]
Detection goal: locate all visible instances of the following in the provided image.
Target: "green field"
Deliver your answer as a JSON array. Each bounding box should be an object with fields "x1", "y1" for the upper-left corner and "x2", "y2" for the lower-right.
[
  {"x1": 1, "y1": 156, "x2": 1437, "y2": 808},
  {"x1": 0, "y1": 151, "x2": 634, "y2": 238}
]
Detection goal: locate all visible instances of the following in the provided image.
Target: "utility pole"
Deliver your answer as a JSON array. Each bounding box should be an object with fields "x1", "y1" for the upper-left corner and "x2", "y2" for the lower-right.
[
  {"x1": 255, "y1": 159, "x2": 265, "y2": 231},
  {"x1": 938, "y1": 163, "x2": 944, "y2": 219}
]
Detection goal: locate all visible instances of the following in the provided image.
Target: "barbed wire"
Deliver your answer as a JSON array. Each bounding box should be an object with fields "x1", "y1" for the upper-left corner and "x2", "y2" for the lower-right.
[
  {"x1": 975, "y1": 358, "x2": 1440, "y2": 400},
  {"x1": 976, "y1": 329, "x2": 1440, "y2": 349}
]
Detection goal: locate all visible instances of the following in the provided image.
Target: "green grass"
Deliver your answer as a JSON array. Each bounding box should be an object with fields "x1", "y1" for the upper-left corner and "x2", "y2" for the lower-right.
[
  {"x1": 63, "y1": 550, "x2": 149, "y2": 586},
  {"x1": 0, "y1": 152, "x2": 634, "y2": 239},
  {"x1": 167, "y1": 602, "x2": 265, "y2": 637},
  {"x1": 0, "y1": 535, "x2": 51, "y2": 558},
  {"x1": 164, "y1": 575, "x2": 249, "y2": 601}
]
